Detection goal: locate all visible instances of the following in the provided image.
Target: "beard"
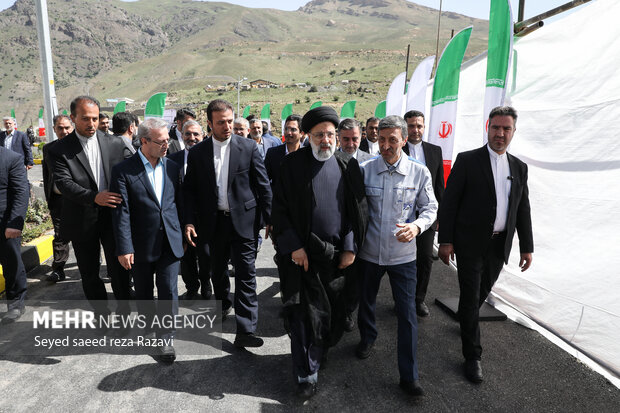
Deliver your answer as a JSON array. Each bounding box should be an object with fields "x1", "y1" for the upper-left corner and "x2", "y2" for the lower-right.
[{"x1": 310, "y1": 139, "x2": 336, "y2": 161}]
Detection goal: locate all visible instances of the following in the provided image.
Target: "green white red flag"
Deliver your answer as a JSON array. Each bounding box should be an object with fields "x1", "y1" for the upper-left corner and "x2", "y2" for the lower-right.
[
  {"x1": 428, "y1": 26, "x2": 472, "y2": 184},
  {"x1": 483, "y1": 0, "x2": 514, "y2": 143}
]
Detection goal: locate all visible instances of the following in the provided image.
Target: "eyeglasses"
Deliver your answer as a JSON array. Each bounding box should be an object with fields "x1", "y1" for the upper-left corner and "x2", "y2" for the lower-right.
[
  {"x1": 148, "y1": 139, "x2": 169, "y2": 148},
  {"x1": 310, "y1": 131, "x2": 336, "y2": 139}
]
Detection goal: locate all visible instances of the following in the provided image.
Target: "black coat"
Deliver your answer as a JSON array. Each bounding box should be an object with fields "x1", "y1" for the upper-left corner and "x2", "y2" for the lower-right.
[
  {"x1": 0, "y1": 147, "x2": 29, "y2": 231},
  {"x1": 47, "y1": 131, "x2": 131, "y2": 241},
  {"x1": 438, "y1": 145, "x2": 534, "y2": 263}
]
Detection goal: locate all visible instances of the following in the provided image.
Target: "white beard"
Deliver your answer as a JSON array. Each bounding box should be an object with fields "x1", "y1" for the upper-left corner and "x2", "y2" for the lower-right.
[{"x1": 310, "y1": 139, "x2": 336, "y2": 161}]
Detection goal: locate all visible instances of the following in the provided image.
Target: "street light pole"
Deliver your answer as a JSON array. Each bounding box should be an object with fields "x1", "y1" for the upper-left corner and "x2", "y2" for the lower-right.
[
  {"x1": 34, "y1": 0, "x2": 59, "y2": 141},
  {"x1": 237, "y1": 76, "x2": 247, "y2": 117}
]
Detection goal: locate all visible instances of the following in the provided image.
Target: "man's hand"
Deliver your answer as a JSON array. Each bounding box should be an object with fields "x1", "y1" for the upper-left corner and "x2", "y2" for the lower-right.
[
  {"x1": 291, "y1": 247, "x2": 309, "y2": 272},
  {"x1": 118, "y1": 253, "x2": 134, "y2": 270},
  {"x1": 5, "y1": 228, "x2": 22, "y2": 239},
  {"x1": 438, "y1": 243, "x2": 455, "y2": 265},
  {"x1": 94, "y1": 190, "x2": 122, "y2": 208},
  {"x1": 265, "y1": 225, "x2": 272, "y2": 241},
  {"x1": 185, "y1": 224, "x2": 197, "y2": 247},
  {"x1": 338, "y1": 251, "x2": 356, "y2": 269},
  {"x1": 26, "y1": 165, "x2": 33, "y2": 170},
  {"x1": 395, "y1": 223, "x2": 420, "y2": 243},
  {"x1": 519, "y1": 253, "x2": 533, "y2": 272}
]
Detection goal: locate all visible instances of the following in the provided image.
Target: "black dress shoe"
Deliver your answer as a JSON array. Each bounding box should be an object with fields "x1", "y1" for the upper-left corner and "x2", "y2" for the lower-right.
[
  {"x1": 343, "y1": 313, "x2": 355, "y2": 332},
  {"x1": 297, "y1": 382, "x2": 317, "y2": 399},
  {"x1": 1, "y1": 307, "x2": 25, "y2": 324},
  {"x1": 180, "y1": 290, "x2": 199, "y2": 301},
  {"x1": 46, "y1": 270, "x2": 66, "y2": 282},
  {"x1": 201, "y1": 284, "x2": 213, "y2": 300},
  {"x1": 399, "y1": 379, "x2": 424, "y2": 397},
  {"x1": 234, "y1": 333, "x2": 264, "y2": 348},
  {"x1": 158, "y1": 345, "x2": 176, "y2": 363},
  {"x1": 416, "y1": 301, "x2": 430, "y2": 317},
  {"x1": 465, "y1": 360, "x2": 483, "y2": 383},
  {"x1": 355, "y1": 341, "x2": 374, "y2": 359}
]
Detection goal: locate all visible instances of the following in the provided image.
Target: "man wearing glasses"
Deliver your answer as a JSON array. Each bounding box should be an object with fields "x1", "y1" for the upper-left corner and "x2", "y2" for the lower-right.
[
  {"x1": 111, "y1": 118, "x2": 184, "y2": 362},
  {"x1": 168, "y1": 120, "x2": 212, "y2": 301}
]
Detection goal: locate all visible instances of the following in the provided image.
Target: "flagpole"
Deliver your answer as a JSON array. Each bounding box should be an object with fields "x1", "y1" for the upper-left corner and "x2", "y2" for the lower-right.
[
  {"x1": 432, "y1": 0, "x2": 443, "y2": 78},
  {"x1": 404, "y1": 44, "x2": 410, "y2": 95}
]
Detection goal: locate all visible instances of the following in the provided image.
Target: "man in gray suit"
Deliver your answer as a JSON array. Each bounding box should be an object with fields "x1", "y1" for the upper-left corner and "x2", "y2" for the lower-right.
[{"x1": 337, "y1": 118, "x2": 373, "y2": 332}]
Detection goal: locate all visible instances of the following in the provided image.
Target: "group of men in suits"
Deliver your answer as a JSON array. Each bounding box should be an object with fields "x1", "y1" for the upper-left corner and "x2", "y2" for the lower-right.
[{"x1": 21, "y1": 97, "x2": 533, "y2": 390}]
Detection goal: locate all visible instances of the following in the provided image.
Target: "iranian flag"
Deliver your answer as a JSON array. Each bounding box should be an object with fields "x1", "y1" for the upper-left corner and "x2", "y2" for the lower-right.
[
  {"x1": 340, "y1": 100, "x2": 356, "y2": 120},
  {"x1": 38, "y1": 108, "x2": 45, "y2": 138},
  {"x1": 405, "y1": 55, "x2": 435, "y2": 114},
  {"x1": 428, "y1": 26, "x2": 472, "y2": 185},
  {"x1": 385, "y1": 72, "x2": 407, "y2": 116},
  {"x1": 483, "y1": 0, "x2": 514, "y2": 143},
  {"x1": 281, "y1": 103, "x2": 293, "y2": 140},
  {"x1": 144, "y1": 92, "x2": 167, "y2": 119},
  {"x1": 261, "y1": 103, "x2": 271, "y2": 130}
]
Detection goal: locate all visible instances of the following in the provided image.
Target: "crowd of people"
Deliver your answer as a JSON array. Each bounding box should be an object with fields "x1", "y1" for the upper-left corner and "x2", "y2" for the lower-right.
[{"x1": 0, "y1": 96, "x2": 533, "y2": 400}]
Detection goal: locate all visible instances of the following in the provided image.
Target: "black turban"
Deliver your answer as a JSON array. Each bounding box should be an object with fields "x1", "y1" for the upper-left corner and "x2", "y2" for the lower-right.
[{"x1": 301, "y1": 106, "x2": 339, "y2": 133}]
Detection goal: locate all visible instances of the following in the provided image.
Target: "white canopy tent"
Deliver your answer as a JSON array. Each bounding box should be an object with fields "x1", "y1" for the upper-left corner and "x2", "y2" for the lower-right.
[{"x1": 432, "y1": 0, "x2": 620, "y2": 386}]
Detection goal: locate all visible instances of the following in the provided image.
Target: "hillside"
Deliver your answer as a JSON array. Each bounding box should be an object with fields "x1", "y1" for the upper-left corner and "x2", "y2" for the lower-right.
[{"x1": 0, "y1": 0, "x2": 489, "y2": 128}]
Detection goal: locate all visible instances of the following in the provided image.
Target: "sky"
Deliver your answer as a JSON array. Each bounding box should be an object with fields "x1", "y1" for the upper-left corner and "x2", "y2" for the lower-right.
[{"x1": 0, "y1": 0, "x2": 590, "y2": 20}]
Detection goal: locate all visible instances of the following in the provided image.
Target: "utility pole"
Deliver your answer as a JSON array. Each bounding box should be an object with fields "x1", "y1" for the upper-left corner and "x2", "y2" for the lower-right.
[{"x1": 34, "y1": 0, "x2": 58, "y2": 141}]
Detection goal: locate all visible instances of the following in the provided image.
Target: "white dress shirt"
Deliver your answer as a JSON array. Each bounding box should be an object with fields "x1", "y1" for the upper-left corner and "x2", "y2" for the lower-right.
[
  {"x1": 183, "y1": 148, "x2": 189, "y2": 176},
  {"x1": 76, "y1": 132, "x2": 107, "y2": 191},
  {"x1": 487, "y1": 144, "x2": 511, "y2": 232},
  {"x1": 3, "y1": 131, "x2": 13, "y2": 151},
  {"x1": 407, "y1": 141, "x2": 426, "y2": 166},
  {"x1": 213, "y1": 137, "x2": 231, "y2": 212}
]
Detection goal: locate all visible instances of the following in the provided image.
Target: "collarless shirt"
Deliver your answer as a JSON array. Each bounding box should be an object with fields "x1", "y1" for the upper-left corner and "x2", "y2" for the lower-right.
[
  {"x1": 3, "y1": 130, "x2": 14, "y2": 151},
  {"x1": 407, "y1": 141, "x2": 426, "y2": 166},
  {"x1": 76, "y1": 131, "x2": 107, "y2": 191},
  {"x1": 367, "y1": 140, "x2": 380, "y2": 156},
  {"x1": 213, "y1": 137, "x2": 231, "y2": 212},
  {"x1": 175, "y1": 128, "x2": 185, "y2": 150},
  {"x1": 138, "y1": 148, "x2": 164, "y2": 205},
  {"x1": 487, "y1": 144, "x2": 511, "y2": 232}
]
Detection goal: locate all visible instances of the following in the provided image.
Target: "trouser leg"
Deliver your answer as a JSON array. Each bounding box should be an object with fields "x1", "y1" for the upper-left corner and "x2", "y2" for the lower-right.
[
  {"x1": 387, "y1": 260, "x2": 419, "y2": 382},
  {"x1": 456, "y1": 254, "x2": 484, "y2": 361},
  {"x1": 288, "y1": 307, "x2": 322, "y2": 383},
  {"x1": 415, "y1": 227, "x2": 435, "y2": 303},
  {"x1": 231, "y1": 235, "x2": 258, "y2": 334},
  {"x1": 0, "y1": 234, "x2": 27, "y2": 310},
  {"x1": 357, "y1": 259, "x2": 384, "y2": 345}
]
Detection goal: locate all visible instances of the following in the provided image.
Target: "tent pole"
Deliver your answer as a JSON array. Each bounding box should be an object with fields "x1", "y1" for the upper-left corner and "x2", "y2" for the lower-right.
[
  {"x1": 432, "y1": 0, "x2": 442, "y2": 78},
  {"x1": 514, "y1": 0, "x2": 592, "y2": 33}
]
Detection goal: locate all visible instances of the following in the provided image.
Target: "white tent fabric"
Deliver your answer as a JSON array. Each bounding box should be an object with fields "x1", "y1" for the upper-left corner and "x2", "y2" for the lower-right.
[{"x1": 437, "y1": 0, "x2": 620, "y2": 383}]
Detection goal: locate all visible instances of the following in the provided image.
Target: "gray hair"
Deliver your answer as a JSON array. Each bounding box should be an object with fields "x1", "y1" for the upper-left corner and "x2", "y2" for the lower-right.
[
  {"x1": 137, "y1": 117, "x2": 168, "y2": 141},
  {"x1": 249, "y1": 118, "x2": 262, "y2": 127},
  {"x1": 338, "y1": 118, "x2": 361, "y2": 133},
  {"x1": 234, "y1": 117, "x2": 249, "y2": 128},
  {"x1": 182, "y1": 119, "x2": 203, "y2": 134},
  {"x1": 3, "y1": 116, "x2": 15, "y2": 122},
  {"x1": 378, "y1": 115, "x2": 407, "y2": 141}
]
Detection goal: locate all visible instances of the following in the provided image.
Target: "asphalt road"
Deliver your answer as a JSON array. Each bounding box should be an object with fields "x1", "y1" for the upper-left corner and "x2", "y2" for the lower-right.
[{"x1": 2, "y1": 164, "x2": 618, "y2": 411}]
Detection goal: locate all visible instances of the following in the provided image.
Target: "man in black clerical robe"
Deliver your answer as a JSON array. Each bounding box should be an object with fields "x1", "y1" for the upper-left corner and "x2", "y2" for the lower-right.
[{"x1": 271, "y1": 106, "x2": 367, "y2": 399}]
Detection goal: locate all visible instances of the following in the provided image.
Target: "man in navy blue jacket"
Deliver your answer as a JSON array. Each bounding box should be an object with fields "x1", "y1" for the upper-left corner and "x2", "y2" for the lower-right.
[
  {"x1": 111, "y1": 118, "x2": 184, "y2": 362},
  {"x1": 1, "y1": 117, "x2": 33, "y2": 169},
  {"x1": 0, "y1": 146, "x2": 29, "y2": 322},
  {"x1": 184, "y1": 99, "x2": 272, "y2": 348}
]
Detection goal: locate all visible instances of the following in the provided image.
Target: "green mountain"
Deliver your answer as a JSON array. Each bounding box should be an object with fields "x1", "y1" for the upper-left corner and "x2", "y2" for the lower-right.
[{"x1": 0, "y1": 0, "x2": 488, "y2": 127}]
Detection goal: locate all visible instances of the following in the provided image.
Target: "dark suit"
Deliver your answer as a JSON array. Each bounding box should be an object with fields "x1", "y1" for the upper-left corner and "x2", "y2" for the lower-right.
[
  {"x1": 184, "y1": 134, "x2": 271, "y2": 334},
  {"x1": 42, "y1": 140, "x2": 70, "y2": 272},
  {"x1": 403, "y1": 141, "x2": 445, "y2": 304},
  {"x1": 438, "y1": 145, "x2": 533, "y2": 360},
  {"x1": 0, "y1": 130, "x2": 33, "y2": 167},
  {"x1": 168, "y1": 148, "x2": 212, "y2": 296},
  {"x1": 168, "y1": 126, "x2": 183, "y2": 155},
  {"x1": 48, "y1": 131, "x2": 132, "y2": 312},
  {"x1": 111, "y1": 153, "x2": 184, "y2": 337},
  {"x1": 264, "y1": 144, "x2": 287, "y2": 192},
  {"x1": 0, "y1": 147, "x2": 29, "y2": 310},
  {"x1": 359, "y1": 139, "x2": 369, "y2": 153}
]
